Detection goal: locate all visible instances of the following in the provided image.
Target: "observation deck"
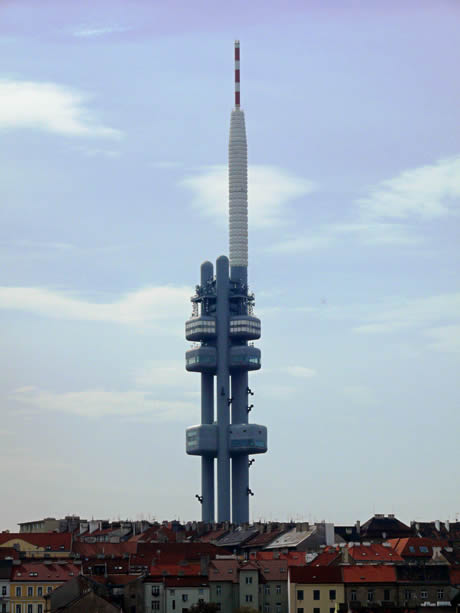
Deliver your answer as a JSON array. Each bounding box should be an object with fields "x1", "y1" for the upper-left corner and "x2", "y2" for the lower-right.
[
  {"x1": 229, "y1": 315, "x2": 261, "y2": 340},
  {"x1": 229, "y1": 424, "x2": 267, "y2": 455},
  {"x1": 229, "y1": 345, "x2": 261, "y2": 371},
  {"x1": 185, "y1": 346, "x2": 217, "y2": 373},
  {"x1": 186, "y1": 424, "x2": 218, "y2": 456},
  {"x1": 185, "y1": 316, "x2": 217, "y2": 341},
  {"x1": 186, "y1": 423, "x2": 268, "y2": 457}
]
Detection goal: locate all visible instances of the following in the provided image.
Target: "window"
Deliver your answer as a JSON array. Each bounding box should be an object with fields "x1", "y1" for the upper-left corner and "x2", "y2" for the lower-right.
[
  {"x1": 172, "y1": 600, "x2": 176, "y2": 611},
  {"x1": 276, "y1": 605, "x2": 281, "y2": 613},
  {"x1": 264, "y1": 606, "x2": 270, "y2": 613},
  {"x1": 28, "y1": 606, "x2": 33, "y2": 613},
  {"x1": 16, "y1": 587, "x2": 22, "y2": 597},
  {"x1": 438, "y1": 590, "x2": 444, "y2": 600},
  {"x1": 297, "y1": 609, "x2": 304, "y2": 613},
  {"x1": 28, "y1": 587, "x2": 33, "y2": 597},
  {"x1": 405, "y1": 590, "x2": 412, "y2": 601},
  {"x1": 264, "y1": 586, "x2": 270, "y2": 595},
  {"x1": 351, "y1": 590, "x2": 357, "y2": 602},
  {"x1": 37, "y1": 586, "x2": 43, "y2": 596},
  {"x1": 246, "y1": 595, "x2": 253, "y2": 603},
  {"x1": 329, "y1": 590, "x2": 336, "y2": 601},
  {"x1": 421, "y1": 591, "x2": 428, "y2": 600},
  {"x1": 182, "y1": 609, "x2": 188, "y2": 613},
  {"x1": 152, "y1": 587, "x2": 160, "y2": 597},
  {"x1": 330, "y1": 608, "x2": 335, "y2": 613},
  {"x1": 314, "y1": 608, "x2": 320, "y2": 613},
  {"x1": 38, "y1": 607, "x2": 43, "y2": 613},
  {"x1": 297, "y1": 590, "x2": 304, "y2": 601},
  {"x1": 420, "y1": 546, "x2": 429, "y2": 553},
  {"x1": 47, "y1": 587, "x2": 53, "y2": 594},
  {"x1": 368, "y1": 590, "x2": 374, "y2": 602},
  {"x1": 314, "y1": 590, "x2": 320, "y2": 601},
  {"x1": 182, "y1": 595, "x2": 188, "y2": 603},
  {"x1": 152, "y1": 602, "x2": 160, "y2": 611},
  {"x1": 276, "y1": 585, "x2": 281, "y2": 594},
  {"x1": 1, "y1": 586, "x2": 5, "y2": 596},
  {"x1": 246, "y1": 576, "x2": 253, "y2": 584},
  {"x1": 216, "y1": 586, "x2": 221, "y2": 597},
  {"x1": 2, "y1": 606, "x2": 7, "y2": 613},
  {"x1": 16, "y1": 606, "x2": 21, "y2": 613},
  {"x1": 384, "y1": 589, "x2": 390, "y2": 601}
]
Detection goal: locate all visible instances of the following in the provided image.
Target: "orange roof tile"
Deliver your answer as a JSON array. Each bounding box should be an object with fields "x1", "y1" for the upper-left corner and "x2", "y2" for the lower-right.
[{"x1": 343, "y1": 565, "x2": 397, "y2": 583}]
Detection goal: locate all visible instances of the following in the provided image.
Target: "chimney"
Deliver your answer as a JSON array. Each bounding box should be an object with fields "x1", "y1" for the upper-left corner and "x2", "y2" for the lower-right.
[
  {"x1": 435, "y1": 520, "x2": 441, "y2": 532},
  {"x1": 355, "y1": 521, "x2": 361, "y2": 535}
]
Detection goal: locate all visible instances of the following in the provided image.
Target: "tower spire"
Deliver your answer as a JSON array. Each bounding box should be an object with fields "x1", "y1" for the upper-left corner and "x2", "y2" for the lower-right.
[
  {"x1": 234, "y1": 40, "x2": 240, "y2": 108},
  {"x1": 229, "y1": 40, "x2": 248, "y2": 281}
]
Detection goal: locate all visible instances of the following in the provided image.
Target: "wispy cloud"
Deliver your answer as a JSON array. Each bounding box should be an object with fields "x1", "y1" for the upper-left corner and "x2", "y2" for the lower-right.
[
  {"x1": 73, "y1": 25, "x2": 130, "y2": 38},
  {"x1": 424, "y1": 325, "x2": 460, "y2": 354},
  {"x1": 271, "y1": 156, "x2": 460, "y2": 255},
  {"x1": 181, "y1": 165, "x2": 315, "y2": 228},
  {"x1": 152, "y1": 161, "x2": 183, "y2": 169},
  {"x1": 343, "y1": 385, "x2": 377, "y2": 406},
  {"x1": 282, "y1": 366, "x2": 317, "y2": 378},
  {"x1": 358, "y1": 156, "x2": 460, "y2": 220},
  {"x1": 134, "y1": 361, "x2": 192, "y2": 388},
  {"x1": 354, "y1": 292, "x2": 460, "y2": 337},
  {"x1": 0, "y1": 80, "x2": 121, "y2": 138},
  {"x1": 0, "y1": 286, "x2": 190, "y2": 324},
  {"x1": 270, "y1": 221, "x2": 418, "y2": 253},
  {"x1": 9, "y1": 386, "x2": 193, "y2": 421}
]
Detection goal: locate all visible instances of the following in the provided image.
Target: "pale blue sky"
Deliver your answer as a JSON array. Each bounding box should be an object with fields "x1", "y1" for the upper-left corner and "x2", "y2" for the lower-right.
[{"x1": 1, "y1": 0, "x2": 459, "y2": 530}]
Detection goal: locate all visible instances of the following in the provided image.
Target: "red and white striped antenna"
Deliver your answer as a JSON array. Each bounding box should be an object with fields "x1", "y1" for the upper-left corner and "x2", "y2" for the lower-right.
[{"x1": 234, "y1": 40, "x2": 240, "y2": 108}]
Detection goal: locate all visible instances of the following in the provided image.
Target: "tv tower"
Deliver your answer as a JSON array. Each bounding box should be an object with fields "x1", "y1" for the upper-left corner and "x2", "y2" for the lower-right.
[{"x1": 185, "y1": 41, "x2": 267, "y2": 524}]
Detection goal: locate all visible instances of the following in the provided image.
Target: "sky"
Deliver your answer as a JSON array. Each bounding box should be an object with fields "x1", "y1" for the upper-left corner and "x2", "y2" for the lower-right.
[{"x1": 1, "y1": 0, "x2": 459, "y2": 531}]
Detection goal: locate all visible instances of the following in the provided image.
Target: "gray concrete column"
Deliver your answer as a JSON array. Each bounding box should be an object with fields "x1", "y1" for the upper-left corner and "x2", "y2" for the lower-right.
[
  {"x1": 216, "y1": 255, "x2": 231, "y2": 522},
  {"x1": 231, "y1": 370, "x2": 249, "y2": 524},
  {"x1": 200, "y1": 261, "x2": 215, "y2": 523}
]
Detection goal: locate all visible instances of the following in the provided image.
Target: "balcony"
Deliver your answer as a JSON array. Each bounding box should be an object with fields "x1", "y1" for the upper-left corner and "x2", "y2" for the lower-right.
[
  {"x1": 185, "y1": 316, "x2": 216, "y2": 341},
  {"x1": 229, "y1": 316, "x2": 261, "y2": 340}
]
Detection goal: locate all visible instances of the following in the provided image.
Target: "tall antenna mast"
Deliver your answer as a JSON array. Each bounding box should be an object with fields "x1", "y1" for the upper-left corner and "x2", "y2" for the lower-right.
[
  {"x1": 235, "y1": 40, "x2": 240, "y2": 108},
  {"x1": 229, "y1": 40, "x2": 248, "y2": 281}
]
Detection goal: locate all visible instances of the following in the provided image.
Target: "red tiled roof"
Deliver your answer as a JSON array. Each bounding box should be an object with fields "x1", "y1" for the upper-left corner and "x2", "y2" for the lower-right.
[
  {"x1": 343, "y1": 566, "x2": 397, "y2": 583},
  {"x1": 309, "y1": 549, "x2": 341, "y2": 566},
  {"x1": 149, "y1": 563, "x2": 202, "y2": 577},
  {"x1": 72, "y1": 542, "x2": 137, "y2": 557},
  {"x1": 255, "y1": 551, "x2": 306, "y2": 566},
  {"x1": 199, "y1": 528, "x2": 229, "y2": 543},
  {"x1": 11, "y1": 562, "x2": 81, "y2": 582},
  {"x1": 0, "y1": 547, "x2": 20, "y2": 559},
  {"x1": 450, "y1": 569, "x2": 460, "y2": 585},
  {"x1": 164, "y1": 576, "x2": 208, "y2": 588},
  {"x1": 348, "y1": 543, "x2": 403, "y2": 562},
  {"x1": 258, "y1": 560, "x2": 289, "y2": 581},
  {"x1": 0, "y1": 533, "x2": 71, "y2": 550},
  {"x1": 387, "y1": 537, "x2": 448, "y2": 557},
  {"x1": 91, "y1": 574, "x2": 141, "y2": 586},
  {"x1": 290, "y1": 566, "x2": 342, "y2": 584}
]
